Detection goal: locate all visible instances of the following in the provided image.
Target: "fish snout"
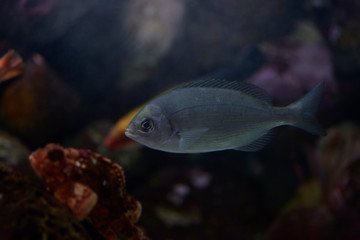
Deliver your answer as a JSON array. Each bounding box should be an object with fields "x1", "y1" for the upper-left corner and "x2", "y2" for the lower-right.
[{"x1": 125, "y1": 127, "x2": 138, "y2": 139}]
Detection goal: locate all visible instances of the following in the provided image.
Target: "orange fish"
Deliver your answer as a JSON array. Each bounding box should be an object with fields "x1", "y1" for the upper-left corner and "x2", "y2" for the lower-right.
[
  {"x1": 0, "y1": 49, "x2": 24, "y2": 83},
  {"x1": 105, "y1": 105, "x2": 143, "y2": 150}
]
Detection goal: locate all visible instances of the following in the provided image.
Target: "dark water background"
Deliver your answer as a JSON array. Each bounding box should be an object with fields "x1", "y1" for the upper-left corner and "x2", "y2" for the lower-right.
[{"x1": 1, "y1": 0, "x2": 360, "y2": 239}]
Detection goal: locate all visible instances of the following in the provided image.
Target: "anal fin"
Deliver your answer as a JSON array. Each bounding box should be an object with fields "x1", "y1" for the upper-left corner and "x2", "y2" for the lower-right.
[{"x1": 234, "y1": 131, "x2": 273, "y2": 152}]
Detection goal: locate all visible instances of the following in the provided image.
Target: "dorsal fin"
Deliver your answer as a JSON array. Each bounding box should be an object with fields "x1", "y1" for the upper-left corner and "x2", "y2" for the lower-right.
[{"x1": 176, "y1": 79, "x2": 272, "y2": 103}]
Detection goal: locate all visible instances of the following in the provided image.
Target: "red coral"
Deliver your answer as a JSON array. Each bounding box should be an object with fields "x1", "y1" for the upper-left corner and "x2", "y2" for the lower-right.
[{"x1": 29, "y1": 143, "x2": 149, "y2": 240}]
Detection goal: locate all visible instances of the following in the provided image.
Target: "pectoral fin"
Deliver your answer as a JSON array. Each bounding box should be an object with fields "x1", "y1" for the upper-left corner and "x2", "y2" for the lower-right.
[
  {"x1": 234, "y1": 131, "x2": 273, "y2": 152},
  {"x1": 178, "y1": 128, "x2": 208, "y2": 151}
]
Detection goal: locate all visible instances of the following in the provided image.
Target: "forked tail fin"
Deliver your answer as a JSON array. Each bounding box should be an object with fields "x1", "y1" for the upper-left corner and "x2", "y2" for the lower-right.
[{"x1": 287, "y1": 82, "x2": 326, "y2": 136}]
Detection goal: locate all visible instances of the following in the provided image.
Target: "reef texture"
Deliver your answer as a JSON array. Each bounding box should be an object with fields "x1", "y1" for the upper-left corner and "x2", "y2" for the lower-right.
[
  {"x1": 266, "y1": 123, "x2": 360, "y2": 240},
  {"x1": 0, "y1": 54, "x2": 80, "y2": 146},
  {"x1": 0, "y1": 162, "x2": 93, "y2": 240},
  {"x1": 30, "y1": 143, "x2": 150, "y2": 240}
]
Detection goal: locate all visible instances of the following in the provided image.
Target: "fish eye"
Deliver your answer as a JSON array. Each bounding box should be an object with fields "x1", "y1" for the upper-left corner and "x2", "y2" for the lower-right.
[{"x1": 140, "y1": 119, "x2": 154, "y2": 132}]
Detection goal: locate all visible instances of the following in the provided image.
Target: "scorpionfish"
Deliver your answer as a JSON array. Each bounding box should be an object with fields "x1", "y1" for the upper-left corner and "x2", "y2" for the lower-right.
[{"x1": 29, "y1": 143, "x2": 150, "y2": 240}]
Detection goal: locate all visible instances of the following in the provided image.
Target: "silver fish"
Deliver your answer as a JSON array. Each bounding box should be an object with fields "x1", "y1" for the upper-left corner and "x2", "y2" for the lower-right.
[{"x1": 125, "y1": 79, "x2": 325, "y2": 153}]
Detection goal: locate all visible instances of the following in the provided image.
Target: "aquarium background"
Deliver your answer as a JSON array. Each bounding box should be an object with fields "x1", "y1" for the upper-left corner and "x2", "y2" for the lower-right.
[{"x1": 1, "y1": 0, "x2": 360, "y2": 239}]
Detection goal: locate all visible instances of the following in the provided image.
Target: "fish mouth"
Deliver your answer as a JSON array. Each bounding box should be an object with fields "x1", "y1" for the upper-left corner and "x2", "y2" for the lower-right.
[{"x1": 125, "y1": 128, "x2": 139, "y2": 139}]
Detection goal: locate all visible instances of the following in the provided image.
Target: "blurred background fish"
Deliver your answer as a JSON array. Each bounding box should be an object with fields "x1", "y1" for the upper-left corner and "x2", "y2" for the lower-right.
[
  {"x1": 0, "y1": 49, "x2": 24, "y2": 83},
  {"x1": 105, "y1": 105, "x2": 143, "y2": 150}
]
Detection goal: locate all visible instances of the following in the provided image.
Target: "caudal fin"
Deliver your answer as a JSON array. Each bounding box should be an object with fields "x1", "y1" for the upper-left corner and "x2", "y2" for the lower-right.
[{"x1": 288, "y1": 82, "x2": 326, "y2": 136}]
